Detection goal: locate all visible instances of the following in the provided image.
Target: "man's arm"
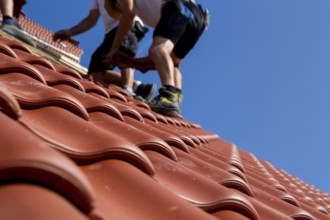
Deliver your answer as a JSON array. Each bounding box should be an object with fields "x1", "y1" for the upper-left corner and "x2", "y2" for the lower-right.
[
  {"x1": 103, "y1": 0, "x2": 136, "y2": 64},
  {"x1": 53, "y1": 9, "x2": 100, "y2": 41}
]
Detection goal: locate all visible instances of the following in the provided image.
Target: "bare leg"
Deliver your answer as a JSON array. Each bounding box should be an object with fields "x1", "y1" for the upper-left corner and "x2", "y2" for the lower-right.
[
  {"x1": 149, "y1": 36, "x2": 175, "y2": 86},
  {"x1": 91, "y1": 71, "x2": 122, "y2": 86},
  {"x1": 120, "y1": 68, "x2": 134, "y2": 89},
  {"x1": 171, "y1": 53, "x2": 183, "y2": 89},
  {"x1": 0, "y1": 0, "x2": 14, "y2": 17}
]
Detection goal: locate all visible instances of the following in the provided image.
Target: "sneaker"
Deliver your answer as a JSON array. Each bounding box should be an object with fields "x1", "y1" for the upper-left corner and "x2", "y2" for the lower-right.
[
  {"x1": 148, "y1": 87, "x2": 181, "y2": 117},
  {"x1": 178, "y1": 93, "x2": 184, "y2": 109},
  {"x1": 122, "y1": 86, "x2": 147, "y2": 103},
  {"x1": 2, "y1": 18, "x2": 19, "y2": 26},
  {"x1": 135, "y1": 83, "x2": 156, "y2": 102},
  {"x1": 1, "y1": 21, "x2": 36, "y2": 47}
]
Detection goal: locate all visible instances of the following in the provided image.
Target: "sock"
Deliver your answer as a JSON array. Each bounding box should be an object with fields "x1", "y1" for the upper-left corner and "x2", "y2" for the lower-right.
[
  {"x1": 3, "y1": 16, "x2": 13, "y2": 21},
  {"x1": 175, "y1": 88, "x2": 182, "y2": 94},
  {"x1": 164, "y1": 85, "x2": 177, "y2": 93}
]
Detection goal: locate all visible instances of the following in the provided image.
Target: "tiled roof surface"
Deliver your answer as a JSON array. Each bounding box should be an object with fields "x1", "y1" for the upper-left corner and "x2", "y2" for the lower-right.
[{"x1": 0, "y1": 34, "x2": 330, "y2": 220}]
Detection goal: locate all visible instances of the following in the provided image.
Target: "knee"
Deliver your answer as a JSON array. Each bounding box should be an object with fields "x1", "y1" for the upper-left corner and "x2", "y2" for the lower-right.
[{"x1": 148, "y1": 46, "x2": 168, "y2": 62}]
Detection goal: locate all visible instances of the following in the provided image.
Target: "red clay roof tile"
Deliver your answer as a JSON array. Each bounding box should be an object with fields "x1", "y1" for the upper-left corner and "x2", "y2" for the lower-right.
[{"x1": 1, "y1": 27, "x2": 330, "y2": 220}]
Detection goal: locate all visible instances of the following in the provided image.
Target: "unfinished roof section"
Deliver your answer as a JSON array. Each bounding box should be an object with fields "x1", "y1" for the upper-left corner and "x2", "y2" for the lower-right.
[
  {"x1": 0, "y1": 1, "x2": 86, "y2": 75},
  {"x1": 0, "y1": 32, "x2": 329, "y2": 220}
]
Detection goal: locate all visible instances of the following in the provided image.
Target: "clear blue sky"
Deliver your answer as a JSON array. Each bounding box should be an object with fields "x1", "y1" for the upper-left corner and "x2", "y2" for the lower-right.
[{"x1": 25, "y1": 1, "x2": 330, "y2": 194}]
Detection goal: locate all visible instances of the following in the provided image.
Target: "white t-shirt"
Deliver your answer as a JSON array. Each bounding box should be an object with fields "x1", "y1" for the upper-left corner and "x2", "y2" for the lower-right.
[
  {"x1": 90, "y1": 0, "x2": 119, "y2": 34},
  {"x1": 134, "y1": 0, "x2": 163, "y2": 28}
]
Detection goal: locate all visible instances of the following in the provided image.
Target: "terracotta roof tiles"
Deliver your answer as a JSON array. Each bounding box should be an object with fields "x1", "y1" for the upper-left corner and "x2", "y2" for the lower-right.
[{"x1": 0, "y1": 33, "x2": 330, "y2": 220}]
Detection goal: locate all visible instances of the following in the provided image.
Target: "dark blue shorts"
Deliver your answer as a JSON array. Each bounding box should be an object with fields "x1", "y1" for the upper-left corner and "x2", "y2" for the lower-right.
[
  {"x1": 153, "y1": 0, "x2": 208, "y2": 59},
  {"x1": 88, "y1": 22, "x2": 147, "y2": 73}
]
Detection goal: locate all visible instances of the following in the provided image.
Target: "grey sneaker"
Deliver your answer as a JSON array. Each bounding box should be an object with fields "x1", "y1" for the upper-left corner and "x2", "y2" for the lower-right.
[
  {"x1": 135, "y1": 83, "x2": 156, "y2": 102},
  {"x1": 148, "y1": 87, "x2": 181, "y2": 117}
]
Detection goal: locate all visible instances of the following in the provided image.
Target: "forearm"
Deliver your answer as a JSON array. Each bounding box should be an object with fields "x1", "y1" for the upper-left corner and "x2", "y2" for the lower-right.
[
  {"x1": 111, "y1": 12, "x2": 135, "y2": 52},
  {"x1": 68, "y1": 17, "x2": 97, "y2": 36}
]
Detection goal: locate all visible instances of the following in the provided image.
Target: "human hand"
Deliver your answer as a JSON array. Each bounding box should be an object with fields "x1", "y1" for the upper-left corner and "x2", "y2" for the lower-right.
[
  {"x1": 102, "y1": 49, "x2": 118, "y2": 65},
  {"x1": 53, "y1": 30, "x2": 72, "y2": 42}
]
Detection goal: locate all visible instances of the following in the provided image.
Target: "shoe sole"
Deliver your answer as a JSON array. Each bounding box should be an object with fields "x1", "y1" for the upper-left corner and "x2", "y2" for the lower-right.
[
  {"x1": 150, "y1": 106, "x2": 180, "y2": 117},
  {"x1": 1, "y1": 26, "x2": 36, "y2": 47}
]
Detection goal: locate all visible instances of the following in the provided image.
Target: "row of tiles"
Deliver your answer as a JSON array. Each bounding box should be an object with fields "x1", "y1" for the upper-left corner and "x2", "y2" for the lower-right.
[
  {"x1": 17, "y1": 16, "x2": 83, "y2": 63},
  {"x1": 0, "y1": 35, "x2": 330, "y2": 220}
]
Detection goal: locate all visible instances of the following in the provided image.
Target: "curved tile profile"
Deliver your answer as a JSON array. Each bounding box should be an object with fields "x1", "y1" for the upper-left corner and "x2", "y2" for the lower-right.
[
  {"x1": 89, "y1": 112, "x2": 177, "y2": 161},
  {"x1": 79, "y1": 80, "x2": 110, "y2": 99},
  {"x1": 203, "y1": 141, "x2": 246, "y2": 174},
  {"x1": 172, "y1": 148, "x2": 253, "y2": 197},
  {"x1": 52, "y1": 62, "x2": 83, "y2": 79},
  {"x1": 81, "y1": 159, "x2": 218, "y2": 220},
  {"x1": 0, "y1": 113, "x2": 95, "y2": 214},
  {"x1": 0, "y1": 36, "x2": 33, "y2": 53},
  {"x1": 246, "y1": 174, "x2": 300, "y2": 207},
  {"x1": 19, "y1": 106, "x2": 155, "y2": 175},
  {"x1": 189, "y1": 147, "x2": 248, "y2": 182},
  {"x1": 0, "y1": 53, "x2": 46, "y2": 83},
  {"x1": 105, "y1": 88, "x2": 128, "y2": 102},
  {"x1": 146, "y1": 120, "x2": 199, "y2": 148},
  {"x1": 145, "y1": 151, "x2": 259, "y2": 220},
  {"x1": 124, "y1": 116, "x2": 190, "y2": 153},
  {"x1": 0, "y1": 73, "x2": 89, "y2": 120},
  {"x1": 0, "y1": 41, "x2": 19, "y2": 58},
  {"x1": 0, "y1": 82, "x2": 21, "y2": 119},
  {"x1": 89, "y1": 90, "x2": 144, "y2": 121},
  {"x1": 12, "y1": 48, "x2": 56, "y2": 70},
  {"x1": 35, "y1": 64, "x2": 85, "y2": 91},
  {"x1": 53, "y1": 84, "x2": 123, "y2": 121},
  {"x1": 251, "y1": 185, "x2": 315, "y2": 220}
]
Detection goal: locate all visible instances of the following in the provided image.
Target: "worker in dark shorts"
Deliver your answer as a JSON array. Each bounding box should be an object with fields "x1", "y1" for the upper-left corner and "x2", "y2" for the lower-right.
[
  {"x1": 53, "y1": 0, "x2": 156, "y2": 101},
  {"x1": 103, "y1": 0, "x2": 209, "y2": 116}
]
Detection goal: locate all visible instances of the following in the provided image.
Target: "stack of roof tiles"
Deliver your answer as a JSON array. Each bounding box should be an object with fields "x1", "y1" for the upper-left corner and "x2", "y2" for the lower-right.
[
  {"x1": 17, "y1": 16, "x2": 83, "y2": 63},
  {"x1": 0, "y1": 28, "x2": 330, "y2": 220}
]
